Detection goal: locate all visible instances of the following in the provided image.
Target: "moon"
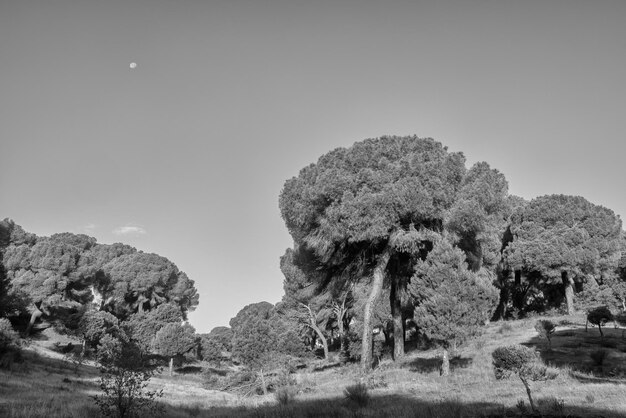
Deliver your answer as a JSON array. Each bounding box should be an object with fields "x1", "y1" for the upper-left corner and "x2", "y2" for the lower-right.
[{"x1": 129, "y1": 62, "x2": 137, "y2": 69}]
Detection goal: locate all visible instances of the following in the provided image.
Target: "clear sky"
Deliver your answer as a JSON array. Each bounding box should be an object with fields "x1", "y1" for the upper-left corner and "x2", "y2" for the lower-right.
[{"x1": 1, "y1": 0, "x2": 625, "y2": 333}]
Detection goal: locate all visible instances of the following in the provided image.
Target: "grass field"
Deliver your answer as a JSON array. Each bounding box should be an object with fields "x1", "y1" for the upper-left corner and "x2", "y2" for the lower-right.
[{"x1": 1, "y1": 315, "x2": 625, "y2": 417}]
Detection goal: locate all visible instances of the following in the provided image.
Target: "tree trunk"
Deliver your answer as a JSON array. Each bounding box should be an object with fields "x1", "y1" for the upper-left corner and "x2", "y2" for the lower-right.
[
  {"x1": 440, "y1": 347, "x2": 450, "y2": 376},
  {"x1": 169, "y1": 357, "x2": 174, "y2": 376},
  {"x1": 390, "y1": 275, "x2": 404, "y2": 361},
  {"x1": 310, "y1": 322, "x2": 329, "y2": 360},
  {"x1": 562, "y1": 271, "x2": 575, "y2": 315},
  {"x1": 520, "y1": 376, "x2": 535, "y2": 412},
  {"x1": 361, "y1": 247, "x2": 391, "y2": 371},
  {"x1": 25, "y1": 305, "x2": 43, "y2": 336}
]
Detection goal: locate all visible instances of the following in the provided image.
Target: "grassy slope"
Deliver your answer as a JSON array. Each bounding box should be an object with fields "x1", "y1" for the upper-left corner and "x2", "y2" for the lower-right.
[{"x1": 1, "y1": 315, "x2": 625, "y2": 417}]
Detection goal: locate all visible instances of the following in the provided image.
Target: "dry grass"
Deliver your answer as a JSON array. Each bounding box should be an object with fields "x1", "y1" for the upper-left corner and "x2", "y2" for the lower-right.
[{"x1": 1, "y1": 315, "x2": 626, "y2": 417}]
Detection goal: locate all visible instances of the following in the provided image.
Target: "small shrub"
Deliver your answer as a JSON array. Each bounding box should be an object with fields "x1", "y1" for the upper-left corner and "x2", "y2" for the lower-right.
[
  {"x1": 498, "y1": 322, "x2": 514, "y2": 334},
  {"x1": 590, "y1": 349, "x2": 608, "y2": 367},
  {"x1": 515, "y1": 399, "x2": 528, "y2": 415},
  {"x1": 538, "y1": 396, "x2": 564, "y2": 415},
  {"x1": 492, "y1": 345, "x2": 556, "y2": 412},
  {"x1": 274, "y1": 386, "x2": 296, "y2": 405},
  {"x1": 585, "y1": 394, "x2": 595, "y2": 404},
  {"x1": 344, "y1": 382, "x2": 369, "y2": 407},
  {"x1": 365, "y1": 373, "x2": 388, "y2": 389}
]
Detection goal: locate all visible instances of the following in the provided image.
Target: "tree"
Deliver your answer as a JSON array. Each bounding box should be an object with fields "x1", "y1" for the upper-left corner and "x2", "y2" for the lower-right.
[
  {"x1": 492, "y1": 345, "x2": 555, "y2": 412},
  {"x1": 151, "y1": 322, "x2": 196, "y2": 376},
  {"x1": 280, "y1": 136, "x2": 467, "y2": 370},
  {"x1": 3, "y1": 233, "x2": 98, "y2": 334},
  {"x1": 100, "y1": 252, "x2": 198, "y2": 320},
  {"x1": 504, "y1": 195, "x2": 622, "y2": 315},
  {"x1": 586, "y1": 306, "x2": 614, "y2": 337},
  {"x1": 409, "y1": 239, "x2": 498, "y2": 375}
]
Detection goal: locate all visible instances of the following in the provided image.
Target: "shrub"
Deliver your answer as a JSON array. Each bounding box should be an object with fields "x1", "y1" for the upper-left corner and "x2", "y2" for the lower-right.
[
  {"x1": 534, "y1": 320, "x2": 556, "y2": 348},
  {"x1": 274, "y1": 386, "x2": 296, "y2": 405},
  {"x1": 590, "y1": 349, "x2": 608, "y2": 367},
  {"x1": 92, "y1": 338, "x2": 164, "y2": 418},
  {"x1": 344, "y1": 382, "x2": 369, "y2": 407},
  {"x1": 586, "y1": 306, "x2": 614, "y2": 337},
  {"x1": 492, "y1": 345, "x2": 557, "y2": 412},
  {"x1": 498, "y1": 322, "x2": 514, "y2": 334},
  {"x1": 0, "y1": 318, "x2": 22, "y2": 369}
]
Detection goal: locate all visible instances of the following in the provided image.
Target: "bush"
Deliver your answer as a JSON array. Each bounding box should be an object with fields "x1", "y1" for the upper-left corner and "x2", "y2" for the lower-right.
[
  {"x1": 0, "y1": 318, "x2": 22, "y2": 369},
  {"x1": 344, "y1": 382, "x2": 369, "y2": 407},
  {"x1": 590, "y1": 349, "x2": 608, "y2": 367},
  {"x1": 534, "y1": 320, "x2": 556, "y2": 348}
]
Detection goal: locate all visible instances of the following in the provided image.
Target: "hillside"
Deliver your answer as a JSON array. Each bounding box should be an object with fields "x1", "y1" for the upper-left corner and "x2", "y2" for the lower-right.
[{"x1": 1, "y1": 314, "x2": 625, "y2": 418}]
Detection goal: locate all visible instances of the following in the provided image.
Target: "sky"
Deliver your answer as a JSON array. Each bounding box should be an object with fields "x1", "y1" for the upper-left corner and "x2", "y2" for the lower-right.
[{"x1": 1, "y1": 0, "x2": 625, "y2": 333}]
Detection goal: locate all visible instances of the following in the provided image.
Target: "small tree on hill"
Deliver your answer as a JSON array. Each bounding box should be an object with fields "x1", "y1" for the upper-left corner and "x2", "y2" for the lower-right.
[
  {"x1": 409, "y1": 239, "x2": 498, "y2": 376},
  {"x1": 93, "y1": 336, "x2": 164, "y2": 418},
  {"x1": 534, "y1": 320, "x2": 556, "y2": 349},
  {"x1": 151, "y1": 322, "x2": 196, "y2": 376},
  {"x1": 492, "y1": 345, "x2": 555, "y2": 412},
  {"x1": 586, "y1": 306, "x2": 614, "y2": 337}
]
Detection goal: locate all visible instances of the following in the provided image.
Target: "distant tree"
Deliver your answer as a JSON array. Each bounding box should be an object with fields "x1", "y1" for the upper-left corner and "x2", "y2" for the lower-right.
[
  {"x1": 504, "y1": 195, "x2": 622, "y2": 315},
  {"x1": 3, "y1": 233, "x2": 98, "y2": 334},
  {"x1": 151, "y1": 322, "x2": 196, "y2": 376},
  {"x1": 280, "y1": 136, "x2": 467, "y2": 369},
  {"x1": 200, "y1": 326, "x2": 233, "y2": 365},
  {"x1": 586, "y1": 306, "x2": 614, "y2": 337},
  {"x1": 100, "y1": 252, "x2": 198, "y2": 320},
  {"x1": 410, "y1": 239, "x2": 498, "y2": 375},
  {"x1": 534, "y1": 320, "x2": 556, "y2": 349},
  {"x1": 492, "y1": 345, "x2": 556, "y2": 412}
]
